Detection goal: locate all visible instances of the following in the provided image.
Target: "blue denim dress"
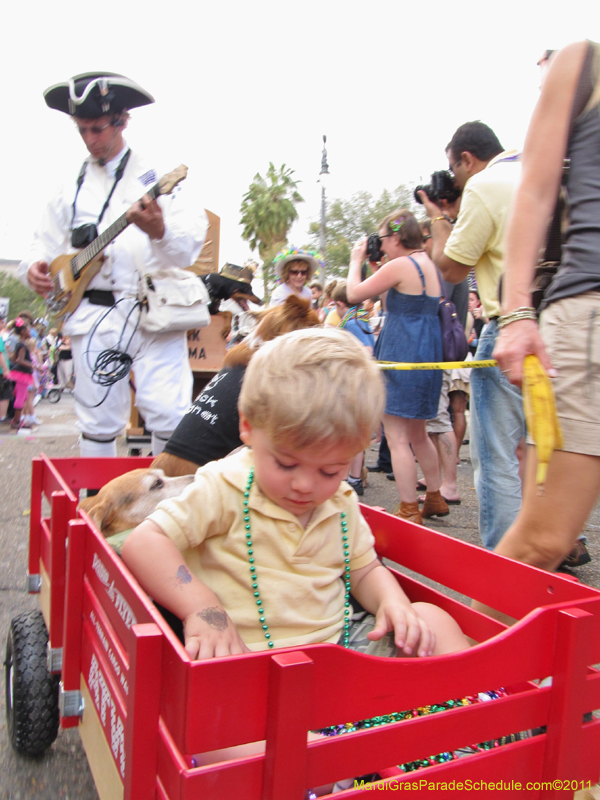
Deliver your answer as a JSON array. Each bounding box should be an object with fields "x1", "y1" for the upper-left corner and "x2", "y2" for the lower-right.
[{"x1": 377, "y1": 260, "x2": 442, "y2": 419}]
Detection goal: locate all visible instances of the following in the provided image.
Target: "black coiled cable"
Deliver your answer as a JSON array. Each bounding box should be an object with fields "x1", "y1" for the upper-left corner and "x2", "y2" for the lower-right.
[{"x1": 74, "y1": 298, "x2": 142, "y2": 409}]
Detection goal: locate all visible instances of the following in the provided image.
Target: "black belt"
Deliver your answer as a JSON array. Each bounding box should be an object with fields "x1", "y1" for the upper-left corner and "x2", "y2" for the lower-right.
[
  {"x1": 83, "y1": 289, "x2": 115, "y2": 307},
  {"x1": 488, "y1": 315, "x2": 499, "y2": 321}
]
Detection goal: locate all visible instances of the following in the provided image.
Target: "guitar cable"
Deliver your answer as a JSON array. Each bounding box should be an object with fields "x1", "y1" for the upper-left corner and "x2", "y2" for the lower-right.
[{"x1": 73, "y1": 299, "x2": 142, "y2": 409}]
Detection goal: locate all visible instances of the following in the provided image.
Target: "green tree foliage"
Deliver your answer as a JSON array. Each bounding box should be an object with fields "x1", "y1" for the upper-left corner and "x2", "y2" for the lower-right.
[
  {"x1": 239, "y1": 163, "x2": 304, "y2": 301},
  {"x1": 308, "y1": 184, "x2": 419, "y2": 276},
  {"x1": 0, "y1": 271, "x2": 46, "y2": 321}
]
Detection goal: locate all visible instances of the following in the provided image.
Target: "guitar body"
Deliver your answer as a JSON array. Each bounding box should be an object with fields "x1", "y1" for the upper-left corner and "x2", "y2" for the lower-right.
[
  {"x1": 45, "y1": 164, "x2": 187, "y2": 318},
  {"x1": 48, "y1": 253, "x2": 105, "y2": 318}
]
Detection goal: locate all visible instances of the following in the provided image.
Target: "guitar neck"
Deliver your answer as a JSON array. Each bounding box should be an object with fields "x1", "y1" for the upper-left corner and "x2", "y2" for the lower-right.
[{"x1": 70, "y1": 183, "x2": 161, "y2": 279}]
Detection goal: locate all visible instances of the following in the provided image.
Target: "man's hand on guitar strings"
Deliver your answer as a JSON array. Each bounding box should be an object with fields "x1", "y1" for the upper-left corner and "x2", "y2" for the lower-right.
[
  {"x1": 126, "y1": 193, "x2": 165, "y2": 241},
  {"x1": 27, "y1": 261, "x2": 54, "y2": 297}
]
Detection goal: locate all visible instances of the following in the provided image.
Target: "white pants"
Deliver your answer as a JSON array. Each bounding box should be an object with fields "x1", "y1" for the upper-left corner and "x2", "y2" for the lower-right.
[{"x1": 70, "y1": 317, "x2": 192, "y2": 441}]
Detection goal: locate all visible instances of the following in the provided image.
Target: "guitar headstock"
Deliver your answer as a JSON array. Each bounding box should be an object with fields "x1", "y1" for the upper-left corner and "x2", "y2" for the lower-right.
[{"x1": 156, "y1": 165, "x2": 188, "y2": 196}]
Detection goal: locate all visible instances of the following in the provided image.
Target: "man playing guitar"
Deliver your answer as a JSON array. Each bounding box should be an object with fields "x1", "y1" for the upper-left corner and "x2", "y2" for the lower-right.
[{"x1": 20, "y1": 72, "x2": 208, "y2": 459}]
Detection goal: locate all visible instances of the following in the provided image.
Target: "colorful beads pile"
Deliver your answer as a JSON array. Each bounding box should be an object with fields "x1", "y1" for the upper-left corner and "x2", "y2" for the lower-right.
[{"x1": 316, "y1": 689, "x2": 514, "y2": 773}]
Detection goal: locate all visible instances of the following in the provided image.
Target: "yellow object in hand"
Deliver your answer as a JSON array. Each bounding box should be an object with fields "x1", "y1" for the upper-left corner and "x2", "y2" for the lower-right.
[{"x1": 522, "y1": 355, "x2": 563, "y2": 491}]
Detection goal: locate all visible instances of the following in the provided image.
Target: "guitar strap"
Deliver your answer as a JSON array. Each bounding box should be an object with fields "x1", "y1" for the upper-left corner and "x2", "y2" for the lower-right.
[{"x1": 70, "y1": 148, "x2": 132, "y2": 233}]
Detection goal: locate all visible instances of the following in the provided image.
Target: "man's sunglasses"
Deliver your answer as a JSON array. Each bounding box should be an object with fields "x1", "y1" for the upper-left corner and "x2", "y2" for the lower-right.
[{"x1": 76, "y1": 122, "x2": 112, "y2": 136}]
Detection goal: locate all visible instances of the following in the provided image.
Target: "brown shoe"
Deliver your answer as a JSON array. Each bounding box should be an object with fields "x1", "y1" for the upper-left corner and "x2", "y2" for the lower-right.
[
  {"x1": 421, "y1": 490, "x2": 450, "y2": 519},
  {"x1": 395, "y1": 501, "x2": 422, "y2": 525},
  {"x1": 560, "y1": 539, "x2": 592, "y2": 568}
]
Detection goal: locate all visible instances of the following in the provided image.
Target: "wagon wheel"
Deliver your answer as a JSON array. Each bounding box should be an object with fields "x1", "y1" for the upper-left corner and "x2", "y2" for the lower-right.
[
  {"x1": 5, "y1": 610, "x2": 60, "y2": 755},
  {"x1": 47, "y1": 388, "x2": 61, "y2": 404}
]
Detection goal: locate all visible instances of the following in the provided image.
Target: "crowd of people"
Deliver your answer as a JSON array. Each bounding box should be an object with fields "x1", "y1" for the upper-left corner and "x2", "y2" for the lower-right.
[
  {"x1": 11, "y1": 42, "x2": 600, "y2": 683},
  {"x1": 0, "y1": 312, "x2": 73, "y2": 431}
]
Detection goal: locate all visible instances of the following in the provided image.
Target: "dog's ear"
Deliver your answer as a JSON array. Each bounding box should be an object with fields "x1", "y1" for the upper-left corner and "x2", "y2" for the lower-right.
[
  {"x1": 222, "y1": 340, "x2": 253, "y2": 368},
  {"x1": 79, "y1": 496, "x2": 119, "y2": 536},
  {"x1": 279, "y1": 295, "x2": 320, "y2": 329}
]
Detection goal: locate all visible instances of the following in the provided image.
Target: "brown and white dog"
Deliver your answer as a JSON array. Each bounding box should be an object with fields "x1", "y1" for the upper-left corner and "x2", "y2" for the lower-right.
[{"x1": 78, "y1": 468, "x2": 194, "y2": 538}]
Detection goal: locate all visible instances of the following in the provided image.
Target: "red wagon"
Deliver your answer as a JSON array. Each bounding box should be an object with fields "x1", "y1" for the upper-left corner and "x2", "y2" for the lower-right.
[{"x1": 5, "y1": 454, "x2": 600, "y2": 798}]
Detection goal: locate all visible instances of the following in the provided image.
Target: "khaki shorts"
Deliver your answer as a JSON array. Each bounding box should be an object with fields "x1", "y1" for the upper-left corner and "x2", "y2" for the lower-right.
[
  {"x1": 426, "y1": 371, "x2": 453, "y2": 435},
  {"x1": 538, "y1": 291, "x2": 600, "y2": 456},
  {"x1": 338, "y1": 610, "x2": 398, "y2": 657}
]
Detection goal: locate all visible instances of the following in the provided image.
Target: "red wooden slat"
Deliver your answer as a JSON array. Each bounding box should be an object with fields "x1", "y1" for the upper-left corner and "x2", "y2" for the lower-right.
[
  {"x1": 60, "y1": 518, "x2": 87, "y2": 729},
  {"x1": 48, "y1": 491, "x2": 74, "y2": 648},
  {"x1": 540, "y1": 608, "x2": 594, "y2": 797},
  {"x1": 263, "y1": 652, "x2": 313, "y2": 800},
  {"x1": 28, "y1": 458, "x2": 43, "y2": 580},
  {"x1": 32, "y1": 457, "x2": 600, "y2": 799},
  {"x1": 124, "y1": 623, "x2": 163, "y2": 800}
]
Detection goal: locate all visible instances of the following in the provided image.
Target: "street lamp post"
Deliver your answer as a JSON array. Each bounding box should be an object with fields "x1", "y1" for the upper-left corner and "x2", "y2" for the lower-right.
[{"x1": 319, "y1": 135, "x2": 329, "y2": 284}]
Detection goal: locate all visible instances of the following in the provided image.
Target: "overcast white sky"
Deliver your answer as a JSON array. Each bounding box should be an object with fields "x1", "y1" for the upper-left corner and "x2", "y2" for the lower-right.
[{"x1": 2, "y1": 1, "x2": 598, "y2": 266}]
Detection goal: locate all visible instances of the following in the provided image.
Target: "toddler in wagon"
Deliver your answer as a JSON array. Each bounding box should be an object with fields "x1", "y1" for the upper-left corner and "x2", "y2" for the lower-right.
[{"x1": 122, "y1": 328, "x2": 468, "y2": 661}]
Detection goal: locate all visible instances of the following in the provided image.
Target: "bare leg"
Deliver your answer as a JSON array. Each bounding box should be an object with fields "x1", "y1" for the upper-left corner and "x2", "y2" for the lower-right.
[
  {"x1": 23, "y1": 388, "x2": 35, "y2": 417},
  {"x1": 473, "y1": 447, "x2": 600, "y2": 625},
  {"x1": 348, "y1": 452, "x2": 364, "y2": 480},
  {"x1": 410, "y1": 602, "x2": 470, "y2": 654},
  {"x1": 495, "y1": 447, "x2": 600, "y2": 570},
  {"x1": 383, "y1": 414, "x2": 418, "y2": 503},
  {"x1": 449, "y1": 390, "x2": 467, "y2": 463},
  {"x1": 409, "y1": 419, "x2": 442, "y2": 494},
  {"x1": 429, "y1": 431, "x2": 460, "y2": 502}
]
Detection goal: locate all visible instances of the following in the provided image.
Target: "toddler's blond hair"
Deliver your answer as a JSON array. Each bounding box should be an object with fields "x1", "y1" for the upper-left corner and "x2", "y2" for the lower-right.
[{"x1": 239, "y1": 328, "x2": 384, "y2": 451}]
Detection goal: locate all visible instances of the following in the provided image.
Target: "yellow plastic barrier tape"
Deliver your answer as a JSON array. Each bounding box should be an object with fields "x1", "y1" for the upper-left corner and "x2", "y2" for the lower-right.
[{"x1": 377, "y1": 359, "x2": 498, "y2": 371}]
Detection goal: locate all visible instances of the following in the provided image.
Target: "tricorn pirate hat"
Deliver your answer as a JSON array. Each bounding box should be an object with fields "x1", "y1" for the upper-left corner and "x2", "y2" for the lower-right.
[{"x1": 44, "y1": 72, "x2": 154, "y2": 118}]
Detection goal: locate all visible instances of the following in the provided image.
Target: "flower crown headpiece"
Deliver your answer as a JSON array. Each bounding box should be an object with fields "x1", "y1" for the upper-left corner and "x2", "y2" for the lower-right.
[
  {"x1": 14, "y1": 317, "x2": 25, "y2": 327},
  {"x1": 273, "y1": 246, "x2": 325, "y2": 270}
]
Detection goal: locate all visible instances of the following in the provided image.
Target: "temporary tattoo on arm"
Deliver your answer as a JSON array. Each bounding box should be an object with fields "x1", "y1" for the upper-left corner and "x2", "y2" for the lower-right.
[
  {"x1": 176, "y1": 565, "x2": 192, "y2": 585},
  {"x1": 198, "y1": 606, "x2": 228, "y2": 632}
]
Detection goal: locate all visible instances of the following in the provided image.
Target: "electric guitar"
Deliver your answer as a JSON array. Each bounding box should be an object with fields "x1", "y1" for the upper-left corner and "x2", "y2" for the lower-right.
[{"x1": 47, "y1": 164, "x2": 188, "y2": 318}]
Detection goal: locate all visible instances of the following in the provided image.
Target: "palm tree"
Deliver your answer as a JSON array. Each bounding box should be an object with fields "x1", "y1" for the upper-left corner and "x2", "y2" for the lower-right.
[{"x1": 240, "y1": 163, "x2": 304, "y2": 301}]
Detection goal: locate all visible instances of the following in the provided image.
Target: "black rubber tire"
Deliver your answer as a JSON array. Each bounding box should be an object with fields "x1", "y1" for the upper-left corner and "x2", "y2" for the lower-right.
[
  {"x1": 47, "y1": 388, "x2": 60, "y2": 404},
  {"x1": 5, "y1": 610, "x2": 60, "y2": 755}
]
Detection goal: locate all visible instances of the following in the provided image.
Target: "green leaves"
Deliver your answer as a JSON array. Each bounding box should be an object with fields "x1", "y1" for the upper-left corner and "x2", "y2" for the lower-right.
[
  {"x1": 308, "y1": 184, "x2": 419, "y2": 276},
  {"x1": 240, "y1": 163, "x2": 304, "y2": 301},
  {"x1": 0, "y1": 271, "x2": 46, "y2": 321}
]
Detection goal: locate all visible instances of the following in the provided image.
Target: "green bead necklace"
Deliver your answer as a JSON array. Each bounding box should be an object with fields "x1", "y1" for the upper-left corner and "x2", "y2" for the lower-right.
[{"x1": 243, "y1": 467, "x2": 351, "y2": 649}]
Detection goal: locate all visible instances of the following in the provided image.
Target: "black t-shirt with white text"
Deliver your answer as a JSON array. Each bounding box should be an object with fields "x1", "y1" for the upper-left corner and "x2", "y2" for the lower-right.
[{"x1": 164, "y1": 365, "x2": 246, "y2": 467}]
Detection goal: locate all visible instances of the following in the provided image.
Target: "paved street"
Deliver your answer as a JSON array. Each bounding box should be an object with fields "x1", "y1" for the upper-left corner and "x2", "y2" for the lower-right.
[{"x1": 0, "y1": 395, "x2": 598, "y2": 798}]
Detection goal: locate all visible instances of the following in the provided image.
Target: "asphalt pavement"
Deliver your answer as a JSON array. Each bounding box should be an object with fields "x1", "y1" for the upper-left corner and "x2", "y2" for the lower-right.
[{"x1": 0, "y1": 396, "x2": 598, "y2": 798}]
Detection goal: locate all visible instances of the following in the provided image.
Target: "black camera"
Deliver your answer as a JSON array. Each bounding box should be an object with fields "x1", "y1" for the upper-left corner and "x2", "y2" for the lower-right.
[
  {"x1": 414, "y1": 170, "x2": 461, "y2": 205},
  {"x1": 71, "y1": 223, "x2": 99, "y2": 249},
  {"x1": 366, "y1": 233, "x2": 384, "y2": 263}
]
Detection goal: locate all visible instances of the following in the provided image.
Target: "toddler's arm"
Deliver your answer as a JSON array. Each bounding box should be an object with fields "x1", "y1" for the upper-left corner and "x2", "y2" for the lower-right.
[
  {"x1": 350, "y1": 560, "x2": 435, "y2": 658},
  {"x1": 121, "y1": 519, "x2": 250, "y2": 660}
]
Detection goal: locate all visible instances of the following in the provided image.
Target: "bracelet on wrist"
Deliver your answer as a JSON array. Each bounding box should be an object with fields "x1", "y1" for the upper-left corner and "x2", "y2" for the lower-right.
[
  {"x1": 497, "y1": 307, "x2": 537, "y2": 329},
  {"x1": 431, "y1": 216, "x2": 449, "y2": 225}
]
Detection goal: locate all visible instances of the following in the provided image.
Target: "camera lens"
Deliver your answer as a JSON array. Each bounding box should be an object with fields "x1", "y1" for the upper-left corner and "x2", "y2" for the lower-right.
[{"x1": 366, "y1": 233, "x2": 383, "y2": 263}]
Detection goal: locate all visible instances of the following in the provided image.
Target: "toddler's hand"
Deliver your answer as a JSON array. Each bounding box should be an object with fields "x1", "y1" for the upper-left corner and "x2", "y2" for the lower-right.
[
  {"x1": 184, "y1": 605, "x2": 251, "y2": 660},
  {"x1": 368, "y1": 603, "x2": 435, "y2": 658}
]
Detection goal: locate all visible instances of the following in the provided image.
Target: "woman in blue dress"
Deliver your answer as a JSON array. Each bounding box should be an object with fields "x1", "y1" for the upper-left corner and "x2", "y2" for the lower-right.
[{"x1": 347, "y1": 209, "x2": 448, "y2": 525}]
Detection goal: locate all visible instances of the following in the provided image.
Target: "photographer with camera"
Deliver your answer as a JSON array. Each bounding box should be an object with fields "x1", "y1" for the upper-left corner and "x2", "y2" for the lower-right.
[
  {"x1": 417, "y1": 121, "x2": 525, "y2": 551},
  {"x1": 348, "y1": 210, "x2": 448, "y2": 526}
]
